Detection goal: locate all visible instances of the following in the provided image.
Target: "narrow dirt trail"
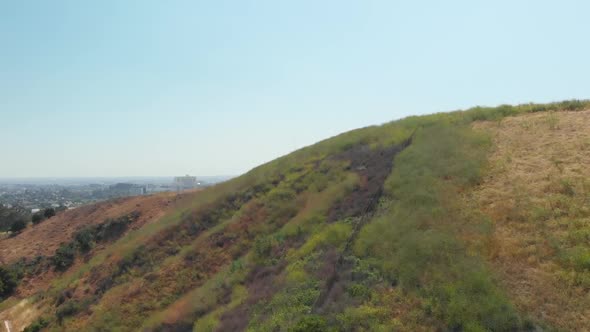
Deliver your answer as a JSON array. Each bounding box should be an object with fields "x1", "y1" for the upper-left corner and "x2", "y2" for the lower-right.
[
  {"x1": 312, "y1": 135, "x2": 413, "y2": 313},
  {"x1": 0, "y1": 298, "x2": 42, "y2": 332},
  {"x1": 3, "y1": 320, "x2": 12, "y2": 332}
]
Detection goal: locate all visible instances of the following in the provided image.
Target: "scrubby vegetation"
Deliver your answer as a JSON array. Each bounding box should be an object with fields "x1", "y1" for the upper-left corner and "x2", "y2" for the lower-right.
[
  {"x1": 23, "y1": 318, "x2": 49, "y2": 332},
  {"x1": 31, "y1": 208, "x2": 58, "y2": 225},
  {"x1": 355, "y1": 124, "x2": 521, "y2": 330},
  {"x1": 9, "y1": 218, "x2": 27, "y2": 234},
  {"x1": 2, "y1": 100, "x2": 589, "y2": 331},
  {"x1": 0, "y1": 266, "x2": 18, "y2": 300},
  {"x1": 0, "y1": 212, "x2": 140, "y2": 305},
  {"x1": 0, "y1": 204, "x2": 29, "y2": 233},
  {"x1": 52, "y1": 212, "x2": 139, "y2": 271}
]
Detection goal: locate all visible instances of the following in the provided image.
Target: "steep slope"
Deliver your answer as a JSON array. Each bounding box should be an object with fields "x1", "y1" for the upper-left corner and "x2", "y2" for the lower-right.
[
  {"x1": 0, "y1": 193, "x2": 177, "y2": 265},
  {"x1": 1, "y1": 100, "x2": 589, "y2": 332},
  {"x1": 0, "y1": 192, "x2": 189, "y2": 331}
]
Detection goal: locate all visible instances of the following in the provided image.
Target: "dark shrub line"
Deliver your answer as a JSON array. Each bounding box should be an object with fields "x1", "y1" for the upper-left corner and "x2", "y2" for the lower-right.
[
  {"x1": 89, "y1": 186, "x2": 270, "y2": 306},
  {"x1": 52, "y1": 211, "x2": 140, "y2": 271},
  {"x1": 32, "y1": 207, "x2": 58, "y2": 225}
]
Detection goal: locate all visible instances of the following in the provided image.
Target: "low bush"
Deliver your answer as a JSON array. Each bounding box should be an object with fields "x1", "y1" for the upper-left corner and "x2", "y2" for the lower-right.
[
  {"x1": 9, "y1": 218, "x2": 27, "y2": 233},
  {"x1": 52, "y1": 243, "x2": 77, "y2": 271},
  {"x1": 56, "y1": 300, "x2": 81, "y2": 323},
  {"x1": 290, "y1": 315, "x2": 329, "y2": 332},
  {"x1": 44, "y1": 208, "x2": 56, "y2": 219},
  {"x1": 75, "y1": 227, "x2": 95, "y2": 253},
  {"x1": 32, "y1": 213, "x2": 44, "y2": 224},
  {"x1": 23, "y1": 318, "x2": 49, "y2": 332},
  {"x1": 0, "y1": 265, "x2": 18, "y2": 299},
  {"x1": 0, "y1": 205, "x2": 30, "y2": 232}
]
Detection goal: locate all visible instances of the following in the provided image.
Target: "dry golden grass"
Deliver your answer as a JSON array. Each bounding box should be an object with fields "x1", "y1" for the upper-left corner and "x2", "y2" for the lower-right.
[
  {"x1": 0, "y1": 298, "x2": 44, "y2": 332},
  {"x1": 472, "y1": 109, "x2": 590, "y2": 331}
]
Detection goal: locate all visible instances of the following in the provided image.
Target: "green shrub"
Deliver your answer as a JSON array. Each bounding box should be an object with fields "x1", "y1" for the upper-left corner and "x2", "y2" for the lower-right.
[
  {"x1": 75, "y1": 228, "x2": 96, "y2": 253},
  {"x1": 562, "y1": 246, "x2": 590, "y2": 271},
  {"x1": 253, "y1": 237, "x2": 273, "y2": 261},
  {"x1": 32, "y1": 213, "x2": 44, "y2": 225},
  {"x1": 9, "y1": 218, "x2": 27, "y2": 233},
  {"x1": 0, "y1": 205, "x2": 30, "y2": 232},
  {"x1": 52, "y1": 243, "x2": 77, "y2": 271},
  {"x1": 56, "y1": 300, "x2": 81, "y2": 323},
  {"x1": 346, "y1": 283, "x2": 370, "y2": 300},
  {"x1": 44, "y1": 208, "x2": 56, "y2": 219},
  {"x1": 23, "y1": 317, "x2": 49, "y2": 332},
  {"x1": 0, "y1": 265, "x2": 18, "y2": 299},
  {"x1": 96, "y1": 216, "x2": 132, "y2": 242},
  {"x1": 290, "y1": 315, "x2": 329, "y2": 332},
  {"x1": 265, "y1": 187, "x2": 299, "y2": 223}
]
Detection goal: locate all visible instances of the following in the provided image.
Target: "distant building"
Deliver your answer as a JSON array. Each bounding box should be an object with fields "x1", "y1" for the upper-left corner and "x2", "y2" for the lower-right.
[
  {"x1": 108, "y1": 183, "x2": 147, "y2": 197},
  {"x1": 174, "y1": 175, "x2": 198, "y2": 191}
]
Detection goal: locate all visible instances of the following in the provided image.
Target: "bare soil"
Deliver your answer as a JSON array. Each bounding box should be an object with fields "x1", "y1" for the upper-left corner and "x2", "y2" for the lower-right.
[{"x1": 327, "y1": 143, "x2": 406, "y2": 222}]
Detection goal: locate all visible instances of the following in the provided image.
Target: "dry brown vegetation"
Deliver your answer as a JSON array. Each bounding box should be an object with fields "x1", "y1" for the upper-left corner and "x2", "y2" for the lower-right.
[
  {"x1": 0, "y1": 192, "x2": 177, "y2": 265},
  {"x1": 472, "y1": 109, "x2": 590, "y2": 331},
  {"x1": 0, "y1": 191, "x2": 190, "y2": 308}
]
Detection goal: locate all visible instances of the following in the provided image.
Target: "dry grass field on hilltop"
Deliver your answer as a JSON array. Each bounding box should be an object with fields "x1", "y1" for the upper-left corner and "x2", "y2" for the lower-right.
[{"x1": 472, "y1": 109, "x2": 590, "y2": 331}]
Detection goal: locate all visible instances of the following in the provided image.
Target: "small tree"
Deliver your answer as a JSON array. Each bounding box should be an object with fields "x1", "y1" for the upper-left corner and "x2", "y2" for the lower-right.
[
  {"x1": 52, "y1": 243, "x2": 76, "y2": 271},
  {"x1": 44, "y1": 208, "x2": 56, "y2": 219},
  {"x1": 0, "y1": 266, "x2": 18, "y2": 298},
  {"x1": 32, "y1": 213, "x2": 44, "y2": 225},
  {"x1": 10, "y1": 219, "x2": 27, "y2": 233}
]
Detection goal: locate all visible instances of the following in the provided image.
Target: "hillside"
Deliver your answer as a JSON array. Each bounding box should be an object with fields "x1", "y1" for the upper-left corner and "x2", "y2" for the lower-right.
[{"x1": 1, "y1": 100, "x2": 590, "y2": 332}]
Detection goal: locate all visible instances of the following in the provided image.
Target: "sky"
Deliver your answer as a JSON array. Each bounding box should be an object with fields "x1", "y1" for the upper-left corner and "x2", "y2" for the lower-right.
[{"x1": 1, "y1": 0, "x2": 589, "y2": 177}]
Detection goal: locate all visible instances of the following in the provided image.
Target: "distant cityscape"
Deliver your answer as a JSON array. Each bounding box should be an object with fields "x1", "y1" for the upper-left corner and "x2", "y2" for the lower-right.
[{"x1": 0, "y1": 175, "x2": 232, "y2": 213}]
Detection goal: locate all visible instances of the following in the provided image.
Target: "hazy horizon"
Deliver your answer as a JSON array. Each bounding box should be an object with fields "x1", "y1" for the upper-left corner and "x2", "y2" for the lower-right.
[
  {"x1": 2, "y1": 1, "x2": 589, "y2": 177},
  {"x1": 0, "y1": 175, "x2": 234, "y2": 185}
]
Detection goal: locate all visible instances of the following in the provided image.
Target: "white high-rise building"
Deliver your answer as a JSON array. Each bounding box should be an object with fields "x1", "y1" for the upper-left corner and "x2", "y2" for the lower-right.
[{"x1": 174, "y1": 175, "x2": 197, "y2": 191}]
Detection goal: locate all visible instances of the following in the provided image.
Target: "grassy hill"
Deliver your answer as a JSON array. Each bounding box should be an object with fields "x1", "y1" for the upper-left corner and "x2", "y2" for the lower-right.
[{"x1": 1, "y1": 100, "x2": 589, "y2": 332}]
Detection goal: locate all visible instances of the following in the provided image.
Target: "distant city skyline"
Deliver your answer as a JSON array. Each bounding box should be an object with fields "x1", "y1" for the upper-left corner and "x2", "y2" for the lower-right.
[
  {"x1": 0, "y1": 175, "x2": 233, "y2": 185},
  {"x1": 2, "y1": 1, "x2": 589, "y2": 177}
]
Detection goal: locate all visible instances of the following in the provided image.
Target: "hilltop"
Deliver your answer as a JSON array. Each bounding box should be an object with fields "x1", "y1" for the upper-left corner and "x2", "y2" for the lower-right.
[{"x1": 1, "y1": 100, "x2": 590, "y2": 332}]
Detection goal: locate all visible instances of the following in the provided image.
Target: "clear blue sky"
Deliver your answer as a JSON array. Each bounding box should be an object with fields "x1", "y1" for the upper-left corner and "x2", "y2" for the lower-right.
[{"x1": 1, "y1": 0, "x2": 589, "y2": 177}]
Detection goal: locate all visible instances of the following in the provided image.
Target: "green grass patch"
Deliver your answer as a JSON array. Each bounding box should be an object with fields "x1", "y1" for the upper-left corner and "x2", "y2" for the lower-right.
[{"x1": 355, "y1": 123, "x2": 521, "y2": 331}]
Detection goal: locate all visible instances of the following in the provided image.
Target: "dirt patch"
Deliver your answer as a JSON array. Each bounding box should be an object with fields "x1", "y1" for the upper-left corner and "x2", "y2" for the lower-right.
[
  {"x1": 471, "y1": 109, "x2": 590, "y2": 330},
  {"x1": 327, "y1": 143, "x2": 407, "y2": 222},
  {"x1": 0, "y1": 298, "x2": 43, "y2": 332},
  {"x1": 313, "y1": 138, "x2": 412, "y2": 313},
  {"x1": 216, "y1": 263, "x2": 286, "y2": 332}
]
